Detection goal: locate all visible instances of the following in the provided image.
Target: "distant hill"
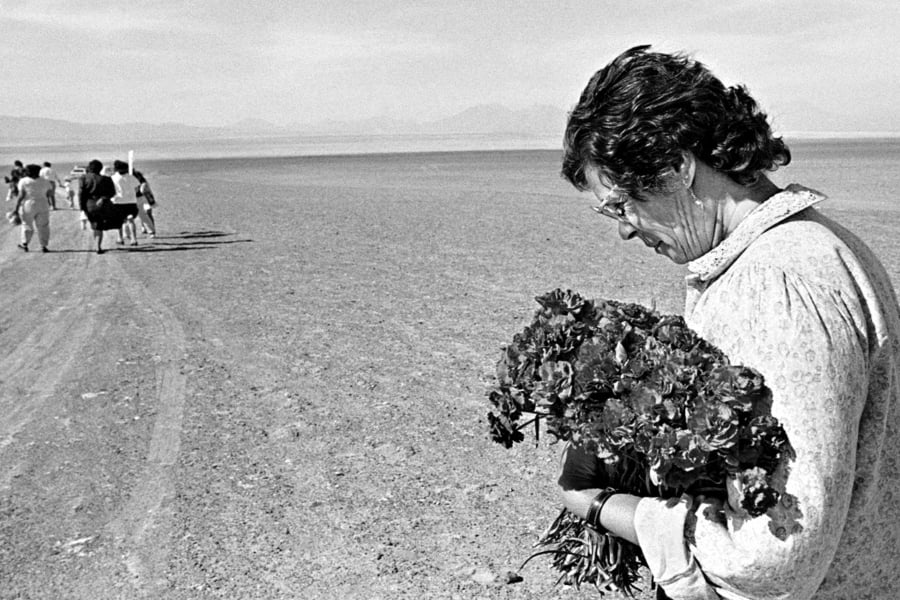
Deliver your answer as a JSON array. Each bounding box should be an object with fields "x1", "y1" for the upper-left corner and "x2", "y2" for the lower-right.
[
  {"x1": 0, "y1": 115, "x2": 231, "y2": 144},
  {"x1": 429, "y1": 104, "x2": 566, "y2": 135},
  {"x1": 0, "y1": 104, "x2": 569, "y2": 145},
  {"x1": 5, "y1": 105, "x2": 898, "y2": 148}
]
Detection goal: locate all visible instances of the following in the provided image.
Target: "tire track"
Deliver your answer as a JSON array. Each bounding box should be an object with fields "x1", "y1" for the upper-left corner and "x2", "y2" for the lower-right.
[
  {"x1": 1, "y1": 210, "x2": 190, "y2": 595},
  {"x1": 105, "y1": 260, "x2": 188, "y2": 595},
  {"x1": 0, "y1": 213, "x2": 113, "y2": 490}
]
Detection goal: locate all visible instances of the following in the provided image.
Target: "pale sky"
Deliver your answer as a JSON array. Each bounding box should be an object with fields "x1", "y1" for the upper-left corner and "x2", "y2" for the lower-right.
[{"x1": 2, "y1": 0, "x2": 898, "y2": 133}]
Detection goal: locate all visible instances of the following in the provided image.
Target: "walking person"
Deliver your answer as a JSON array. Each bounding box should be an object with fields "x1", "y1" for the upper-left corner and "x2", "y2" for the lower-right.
[
  {"x1": 5, "y1": 160, "x2": 25, "y2": 203},
  {"x1": 133, "y1": 170, "x2": 156, "y2": 237},
  {"x1": 13, "y1": 163, "x2": 53, "y2": 252},
  {"x1": 64, "y1": 180, "x2": 76, "y2": 210},
  {"x1": 39, "y1": 161, "x2": 63, "y2": 210},
  {"x1": 110, "y1": 160, "x2": 140, "y2": 245},
  {"x1": 79, "y1": 159, "x2": 117, "y2": 254}
]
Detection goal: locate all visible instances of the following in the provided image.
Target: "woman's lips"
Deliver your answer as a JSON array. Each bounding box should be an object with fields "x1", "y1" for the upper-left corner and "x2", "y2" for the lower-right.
[
  {"x1": 643, "y1": 239, "x2": 663, "y2": 253},
  {"x1": 635, "y1": 235, "x2": 663, "y2": 254}
]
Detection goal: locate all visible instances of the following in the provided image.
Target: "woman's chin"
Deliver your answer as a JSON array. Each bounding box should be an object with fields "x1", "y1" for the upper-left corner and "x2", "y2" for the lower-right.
[{"x1": 656, "y1": 244, "x2": 690, "y2": 265}]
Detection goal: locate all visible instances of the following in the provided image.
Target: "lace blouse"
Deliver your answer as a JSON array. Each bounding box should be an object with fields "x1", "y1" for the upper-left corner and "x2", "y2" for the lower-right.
[{"x1": 634, "y1": 185, "x2": 900, "y2": 599}]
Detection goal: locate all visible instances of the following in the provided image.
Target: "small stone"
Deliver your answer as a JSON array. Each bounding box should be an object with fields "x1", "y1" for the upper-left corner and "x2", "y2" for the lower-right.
[
  {"x1": 483, "y1": 489, "x2": 501, "y2": 502},
  {"x1": 471, "y1": 569, "x2": 495, "y2": 585},
  {"x1": 454, "y1": 565, "x2": 476, "y2": 577}
]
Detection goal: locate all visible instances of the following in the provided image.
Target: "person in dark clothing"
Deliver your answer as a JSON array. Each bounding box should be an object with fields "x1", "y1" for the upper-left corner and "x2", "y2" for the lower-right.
[
  {"x1": 133, "y1": 170, "x2": 157, "y2": 236},
  {"x1": 79, "y1": 159, "x2": 118, "y2": 254},
  {"x1": 5, "y1": 160, "x2": 25, "y2": 202}
]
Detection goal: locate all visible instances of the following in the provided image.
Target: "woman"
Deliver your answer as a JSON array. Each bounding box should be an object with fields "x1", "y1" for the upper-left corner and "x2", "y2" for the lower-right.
[
  {"x1": 558, "y1": 46, "x2": 900, "y2": 599},
  {"x1": 39, "y1": 161, "x2": 63, "y2": 210},
  {"x1": 13, "y1": 163, "x2": 54, "y2": 252},
  {"x1": 133, "y1": 170, "x2": 156, "y2": 237},
  {"x1": 110, "y1": 160, "x2": 140, "y2": 246},
  {"x1": 79, "y1": 159, "x2": 118, "y2": 254}
]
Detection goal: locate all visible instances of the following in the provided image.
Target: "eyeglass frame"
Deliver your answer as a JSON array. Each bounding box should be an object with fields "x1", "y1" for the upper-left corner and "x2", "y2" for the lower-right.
[{"x1": 591, "y1": 184, "x2": 631, "y2": 222}]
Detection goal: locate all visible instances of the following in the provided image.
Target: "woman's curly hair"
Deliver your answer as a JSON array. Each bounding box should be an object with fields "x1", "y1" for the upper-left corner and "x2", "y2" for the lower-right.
[{"x1": 562, "y1": 45, "x2": 790, "y2": 194}]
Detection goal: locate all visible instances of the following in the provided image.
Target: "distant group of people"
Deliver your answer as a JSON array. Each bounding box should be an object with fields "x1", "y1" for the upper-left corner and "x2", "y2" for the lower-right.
[
  {"x1": 5, "y1": 158, "x2": 157, "y2": 254},
  {"x1": 79, "y1": 159, "x2": 157, "y2": 254}
]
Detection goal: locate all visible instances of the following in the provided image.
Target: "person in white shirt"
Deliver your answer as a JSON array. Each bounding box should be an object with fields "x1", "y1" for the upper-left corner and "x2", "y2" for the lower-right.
[
  {"x1": 39, "y1": 162, "x2": 63, "y2": 210},
  {"x1": 110, "y1": 160, "x2": 140, "y2": 246},
  {"x1": 14, "y1": 164, "x2": 53, "y2": 251}
]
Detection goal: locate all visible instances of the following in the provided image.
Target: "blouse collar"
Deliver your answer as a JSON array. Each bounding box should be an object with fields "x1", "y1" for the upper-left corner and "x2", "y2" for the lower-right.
[{"x1": 686, "y1": 184, "x2": 827, "y2": 282}]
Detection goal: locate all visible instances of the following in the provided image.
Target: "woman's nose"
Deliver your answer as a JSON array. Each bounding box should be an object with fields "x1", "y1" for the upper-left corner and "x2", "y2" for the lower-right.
[{"x1": 617, "y1": 220, "x2": 638, "y2": 240}]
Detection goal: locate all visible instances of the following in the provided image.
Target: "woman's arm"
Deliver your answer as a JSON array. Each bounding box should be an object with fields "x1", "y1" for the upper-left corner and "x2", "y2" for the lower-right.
[
  {"x1": 557, "y1": 259, "x2": 872, "y2": 599},
  {"x1": 15, "y1": 181, "x2": 26, "y2": 211},
  {"x1": 558, "y1": 445, "x2": 720, "y2": 599},
  {"x1": 557, "y1": 444, "x2": 639, "y2": 544},
  {"x1": 681, "y1": 261, "x2": 870, "y2": 599},
  {"x1": 78, "y1": 179, "x2": 88, "y2": 212}
]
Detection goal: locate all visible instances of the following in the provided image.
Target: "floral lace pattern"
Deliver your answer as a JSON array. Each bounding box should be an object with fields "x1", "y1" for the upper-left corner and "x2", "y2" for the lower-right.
[{"x1": 675, "y1": 185, "x2": 900, "y2": 599}]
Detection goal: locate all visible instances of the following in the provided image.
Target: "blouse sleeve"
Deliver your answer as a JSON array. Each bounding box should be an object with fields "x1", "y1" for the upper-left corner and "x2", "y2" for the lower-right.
[{"x1": 641, "y1": 261, "x2": 869, "y2": 599}]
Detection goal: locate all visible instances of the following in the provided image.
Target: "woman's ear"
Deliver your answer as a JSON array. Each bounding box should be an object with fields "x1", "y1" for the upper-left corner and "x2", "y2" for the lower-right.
[{"x1": 676, "y1": 151, "x2": 697, "y2": 188}]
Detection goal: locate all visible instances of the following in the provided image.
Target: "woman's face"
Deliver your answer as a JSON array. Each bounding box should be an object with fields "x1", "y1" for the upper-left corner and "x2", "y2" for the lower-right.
[{"x1": 584, "y1": 166, "x2": 711, "y2": 265}]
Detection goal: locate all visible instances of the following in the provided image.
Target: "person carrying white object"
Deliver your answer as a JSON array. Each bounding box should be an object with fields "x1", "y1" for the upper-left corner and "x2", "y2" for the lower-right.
[{"x1": 110, "y1": 160, "x2": 140, "y2": 246}]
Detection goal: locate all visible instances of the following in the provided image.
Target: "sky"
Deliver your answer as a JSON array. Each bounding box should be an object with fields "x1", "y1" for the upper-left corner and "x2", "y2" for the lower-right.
[{"x1": 1, "y1": 0, "x2": 898, "y2": 133}]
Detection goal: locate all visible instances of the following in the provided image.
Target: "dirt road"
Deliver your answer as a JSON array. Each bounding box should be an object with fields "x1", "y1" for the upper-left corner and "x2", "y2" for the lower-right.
[
  {"x1": 1, "y1": 208, "x2": 194, "y2": 597},
  {"x1": 0, "y1": 173, "x2": 635, "y2": 600},
  {"x1": 4, "y1": 149, "x2": 898, "y2": 600}
]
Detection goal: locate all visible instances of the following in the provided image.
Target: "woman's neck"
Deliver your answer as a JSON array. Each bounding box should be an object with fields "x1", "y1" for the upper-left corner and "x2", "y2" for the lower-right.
[{"x1": 705, "y1": 173, "x2": 781, "y2": 239}]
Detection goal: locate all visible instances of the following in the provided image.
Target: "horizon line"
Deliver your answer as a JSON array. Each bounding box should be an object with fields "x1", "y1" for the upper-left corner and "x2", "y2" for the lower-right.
[{"x1": 3, "y1": 113, "x2": 899, "y2": 140}]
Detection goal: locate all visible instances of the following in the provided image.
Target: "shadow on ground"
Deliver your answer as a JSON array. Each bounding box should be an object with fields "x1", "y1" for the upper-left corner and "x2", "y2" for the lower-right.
[
  {"x1": 50, "y1": 231, "x2": 251, "y2": 254},
  {"x1": 156, "y1": 230, "x2": 235, "y2": 239},
  {"x1": 123, "y1": 239, "x2": 252, "y2": 252}
]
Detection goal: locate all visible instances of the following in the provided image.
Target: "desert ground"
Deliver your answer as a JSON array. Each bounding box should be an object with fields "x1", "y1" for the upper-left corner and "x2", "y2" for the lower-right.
[{"x1": 1, "y1": 148, "x2": 897, "y2": 599}]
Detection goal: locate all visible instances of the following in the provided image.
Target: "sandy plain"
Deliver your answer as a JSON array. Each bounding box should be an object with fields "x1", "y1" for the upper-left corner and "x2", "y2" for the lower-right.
[{"x1": 1, "y1": 146, "x2": 898, "y2": 599}]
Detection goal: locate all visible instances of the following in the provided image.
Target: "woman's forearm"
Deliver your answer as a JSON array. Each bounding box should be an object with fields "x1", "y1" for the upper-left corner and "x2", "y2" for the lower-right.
[{"x1": 560, "y1": 487, "x2": 641, "y2": 545}]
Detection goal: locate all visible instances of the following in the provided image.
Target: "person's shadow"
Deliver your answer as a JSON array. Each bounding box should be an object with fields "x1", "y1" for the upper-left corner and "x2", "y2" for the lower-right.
[{"x1": 53, "y1": 230, "x2": 251, "y2": 253}]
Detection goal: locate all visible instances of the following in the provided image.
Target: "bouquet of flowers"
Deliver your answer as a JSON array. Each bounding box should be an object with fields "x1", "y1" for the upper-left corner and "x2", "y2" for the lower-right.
[{"x1": 488, "y1": 289, "x2": 801, "y2": 595}]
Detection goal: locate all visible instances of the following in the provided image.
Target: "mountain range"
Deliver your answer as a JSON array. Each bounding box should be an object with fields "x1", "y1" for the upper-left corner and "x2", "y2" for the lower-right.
[{"x1": 1, "y1": 104, "x2": 569, "y2": 145}]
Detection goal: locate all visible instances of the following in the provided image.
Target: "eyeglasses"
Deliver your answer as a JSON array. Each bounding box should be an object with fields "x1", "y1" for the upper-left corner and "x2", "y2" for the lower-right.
[{"x1": 591, "y1": 185, "x2": 630, "y2": 221}]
